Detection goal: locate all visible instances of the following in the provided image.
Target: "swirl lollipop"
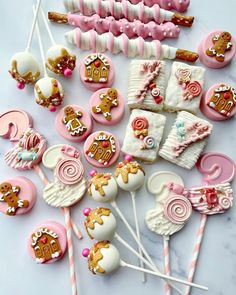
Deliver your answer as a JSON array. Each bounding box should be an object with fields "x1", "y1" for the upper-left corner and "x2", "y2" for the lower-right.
[
  {"x1": 8, "y1": 0, "x2": 41, "y2": 89},
  {"x1": 185, "y1": 152, "x2": 235, "y2": 295},
  {"x1": 115, "y1": 156, "x2": 146, "y2": 281},
  {"x1": 146, "y1": 171, "x2": 192, "y2": 295},
  {"x1": 81, "y1": 241, "x2": 208, "y2": 291}
]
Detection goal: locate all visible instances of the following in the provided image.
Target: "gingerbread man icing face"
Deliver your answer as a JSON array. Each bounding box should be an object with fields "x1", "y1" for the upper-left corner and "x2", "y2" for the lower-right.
[{"x1": 62, "y1": 106, "x2": 87, "y2": 136}]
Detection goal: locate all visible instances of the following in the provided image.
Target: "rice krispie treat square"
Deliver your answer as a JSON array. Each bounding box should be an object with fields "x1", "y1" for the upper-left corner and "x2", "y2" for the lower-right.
[
  {"x1": 127, "y1": 60, "x2": 167, "y2": 112},
  {"x1": 121, "y1": 109, "x2": 166, "y2": 163},
  {"x1": 164, "y1": 62, "x2": 205, "y2": 114},
  {"x1": 159, "y1": 111, "x2": 213, "y2": 169}
]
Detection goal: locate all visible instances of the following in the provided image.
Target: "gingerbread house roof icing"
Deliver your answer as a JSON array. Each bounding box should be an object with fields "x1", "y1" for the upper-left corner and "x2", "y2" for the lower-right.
[
  {"x1": 31, "y1": 228, "x2": 58, "y2": 247},
  {"x1": 95, "y1": 133, "x2": 116, "y2": 153},
  {"x1": 215, "y1": 85, "x2": 236, "y2": 103},
  {"x1": 84, "y1": 54, "x2": 110, "y2": 68}
]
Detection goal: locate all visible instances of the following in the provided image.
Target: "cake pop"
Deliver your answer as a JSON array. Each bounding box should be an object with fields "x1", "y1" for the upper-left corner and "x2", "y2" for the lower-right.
[
  {"x1": 8, "y1": 0, "x2": 41, "y2": 89},
  {"x1": 82, "y1": 241, "x2": 208, "y2": 291},
  {"x1": 146, "y1": 171, "x2": 192, "y2": 295}
]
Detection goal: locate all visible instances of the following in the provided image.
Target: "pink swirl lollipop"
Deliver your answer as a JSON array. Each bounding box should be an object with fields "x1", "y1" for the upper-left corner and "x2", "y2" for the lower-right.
[{"x1": 55, "y1": 158, "x2": 84, "y2": 185}]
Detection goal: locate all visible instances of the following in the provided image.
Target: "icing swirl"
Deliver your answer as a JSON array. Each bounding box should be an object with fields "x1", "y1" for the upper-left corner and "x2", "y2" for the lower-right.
[
  {"x1": 131, "y1": 117, "x2": 149, "y2": 130},
  {"x1": 218, "y1": 195, "x2": 233, "y2": 209},
  {"x1": 143, "y1": 136, "x2": 157, "y2": 149},
  {"x1": 175, "y1": 68, "x2": 191, "y2": 84},
  {"x1": 186, "y1": 81, "x2": 202, "y2": 97},
  {"x1": 164, "y1": 195, "x2": 192, "y2": 225},
  {"x1": 55, "y1": 158, "x2": 84, "y2": 185}
]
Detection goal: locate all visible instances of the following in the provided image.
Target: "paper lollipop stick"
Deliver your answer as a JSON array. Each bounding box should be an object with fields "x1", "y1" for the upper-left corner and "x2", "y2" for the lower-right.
[
  {"x1": 115, "y1": 156, "x2": 146, "y2": 282},
  {"x1": 88, "y1": 171, "x2": 183, "y2": 295},
  {"x1": 185, "y1": 152, "x2": 235, "y2": 295},
  {"x1": 82, "y1": 241, "x2": 208, "y2": 291},
  {"x1": 146, "y1": 171, "x2": 192, "y2": 295},
  {"x1": 8, "y1": 0, "x2": 41, "y2": 89},
  {"x1": 33, "y1": 6, "x2": 64, "y2": 112},
  {"x1": 40, "y1": 8, "x2": 76, "y2": 77},
  {"x1": 63, "y1": 0, "x2": 194, "y2": 26},
  {"x1": 65, "y1": 29, "x2": 198, "y2": 62},
  {"x1": 48, "y1": 12, "x2": 180, "y2": 41}
]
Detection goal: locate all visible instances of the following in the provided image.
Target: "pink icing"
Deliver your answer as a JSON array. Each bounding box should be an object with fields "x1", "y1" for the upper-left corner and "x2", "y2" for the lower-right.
[
  {"x1": 0, "y1": 176, "x2": 36, "y2": 216},
  {"x1": 196, "y1": 152, "x2": 236, "y2": 185},
  {"x1": 28, "y1": 221, "x2": 67, "y2": 264},
  {"x1": 132, "y1": 117, "x2": 149, "y2": 131},
  {"x1": 55, "y1": 158, "x2": 84, "y2": 185},
  {"x1": 89, "y1": 88, "x2": 125, "y2": 126},
  {"x1": 115, "y1": 0, "x2": 190, "y2": 12},
  {"x1": 200, "y1": 83, "x2": 236, "y2": 121},
  {"x1": 182, "y1": 81, "x2": 202, "y2": 100},
  {"x1": 198, "y1": 31, "x2": 236, "y2": 69},
  {"x1": 68, "y1": 14, "x2": 180, "y2": 40},
  {"x1": 55, "y1": 105, "x2": 93, "y2": 142},
  {"x1": 0, "y1": 110, "x2": 32, "y2": 142}
]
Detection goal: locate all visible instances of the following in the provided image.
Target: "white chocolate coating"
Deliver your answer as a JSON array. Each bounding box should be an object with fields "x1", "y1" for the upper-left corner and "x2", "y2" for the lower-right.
[
  {"x1": 98, "y1": 244, "x2": 120, "y2": 275},
  {"x1": 116, "y1": 169, "x2": 145, "y2": 192},
  {"x1": 89, "y1": 176, "x2": 118, "y2": 203}
]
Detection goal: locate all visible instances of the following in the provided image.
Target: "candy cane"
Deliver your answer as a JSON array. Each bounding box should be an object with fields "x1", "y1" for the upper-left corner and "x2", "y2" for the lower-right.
[
  {"x1": 63, "y1": 0, "x2": 194, "y2": 26},
  {"x1": 48, "y1": 12, "x2": 180, "y2": 41},
  {"x1": 65, "y1": 29, "x2": 198, "y2": 62}
]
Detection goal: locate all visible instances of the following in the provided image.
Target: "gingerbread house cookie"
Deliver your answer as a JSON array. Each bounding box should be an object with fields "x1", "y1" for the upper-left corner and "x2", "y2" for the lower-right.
[
  {"x1": 164, "y1": 62, "x2": 205, "y2": 114},
  {"x1": 84, "y1": 131, "x2": 120, "y2": 167},
  {"x1": 121, "y1": 109, "x2": 166, "y2": 163},
  {"x1": 80, "y1": 53, "x2": 115, "y2": 91},
  {"x1": 128, "y1": 60, "x2": 167, "y2": 112},
  {"x1": 200, "y1": 83, "x2": 236, "y2": 121},
  {"x1": 159, "y1": 111, "x2": 213, "y2": 169}
]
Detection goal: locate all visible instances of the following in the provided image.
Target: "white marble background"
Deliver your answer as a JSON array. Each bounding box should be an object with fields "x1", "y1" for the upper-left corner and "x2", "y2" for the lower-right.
[{"x1": 0, "y1": 0, "x2": 236, "y2": 295}]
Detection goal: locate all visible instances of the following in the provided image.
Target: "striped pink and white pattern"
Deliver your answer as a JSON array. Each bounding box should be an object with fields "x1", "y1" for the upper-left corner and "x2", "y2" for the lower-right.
[
  {"x1": 163, "y1": 237, "x2": 171, "y2": 295},
  {"x1": 185, "y1": 214, "x2": 207, "y2": 295}
]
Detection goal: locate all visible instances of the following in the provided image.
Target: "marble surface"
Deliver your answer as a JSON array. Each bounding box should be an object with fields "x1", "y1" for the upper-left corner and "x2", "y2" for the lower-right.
[{"x1": 0, "y1": 0, "x2": 236, "y2": 295}]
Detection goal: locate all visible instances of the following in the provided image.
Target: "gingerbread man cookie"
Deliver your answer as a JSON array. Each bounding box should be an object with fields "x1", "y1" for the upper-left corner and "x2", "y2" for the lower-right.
[
  {"x1": 206, "y1": 32, "x2": 232, "y2": 62},
  {"x1": 0, "y1": 182, "x2": 29, "y2": 216},
  {"x1": 62, "y1": 106, "x2": 87, "y2": 136}
]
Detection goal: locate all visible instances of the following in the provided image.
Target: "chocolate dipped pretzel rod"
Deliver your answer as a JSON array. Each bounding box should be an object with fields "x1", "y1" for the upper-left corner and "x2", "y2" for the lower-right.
[
  {"x1": 65, "y1": 29, "x2": 199, "y2": 62},
  {"x1": 115, "y1": 0, "x2": 190, "y2": 12},
  {"x1": 63, "y1": 0, "x2": 194, "y2": 27},
  {"x1": 48, "y1": 12, "x2": 180, "y2": 41}
]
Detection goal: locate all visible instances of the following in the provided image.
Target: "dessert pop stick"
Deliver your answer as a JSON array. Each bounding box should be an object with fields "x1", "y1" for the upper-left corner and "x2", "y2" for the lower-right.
[
  {"x1": 115, "y1": 0, "x2": 190, "y2": 12},
  {"x1": 185, "y1": 153, "x2": 235, "y2": 295},
  {"x1": 40, "y1": 8, "x2": 76, "y2": 77},
  {"x1": 88, "y1": 171, "x2": 182, "y2": 294},
  {"x1": 33, "y1": 6, "x2": 64, "y2": 112},
  {"x1": 8, "y1": 0, "x2": 42, "y2": 89},
  {"x1": 115, "y1": 157, "x2": 146, "y2": 282},
  {"x1": 63, "y1": 0, "x2": 194, "y2": 27},
  {"x1": 48, "y1": 12, "x2": 180, "y2": 41},
  {"x1": 65, "y1": 29, "x2": 199, "y2": 62},
  {"x1": 146, "y1": 171, "x2": 192, "y2": 295},
  {"x1": 82, "y1": 241, "x2": 208, "y2": 291}
]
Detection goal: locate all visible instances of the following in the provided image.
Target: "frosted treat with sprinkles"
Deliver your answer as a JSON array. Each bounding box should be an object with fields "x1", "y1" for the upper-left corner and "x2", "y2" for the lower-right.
[
  {"x1": 128, "y1": 60, "x2": 167, "y2": 112},
  {"x1": 164, "y1": 62, "x2": 205, "y2": 114},
  {"x1": 122, "y1": 109, "x2": 166, "y2": 163},
  {"x1": 159, "y1": 111, "x2": 213, "y2": 169}
]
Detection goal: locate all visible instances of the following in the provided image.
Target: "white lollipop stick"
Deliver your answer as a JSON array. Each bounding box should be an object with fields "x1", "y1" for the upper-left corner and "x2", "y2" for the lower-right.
[
  {"x1": 40, "y1": 7, "x2": 56, "y2": 45},
  {"x1": 26, "y1": 0, "x2": 42, "y2": 51}
]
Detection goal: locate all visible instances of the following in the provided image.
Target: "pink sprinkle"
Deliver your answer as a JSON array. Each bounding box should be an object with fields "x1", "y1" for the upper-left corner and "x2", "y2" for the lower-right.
[
  {"x1": 124, "y1": 154, "x2": 133, "y2": 162},
  {"x1": 89, "y1": 169, "x2": 97, "y2": 177},
  {"x1": 83, "y1": 208, "x2": 91, "y2": 216},
  {"x1": 63, "y1": 68, "x2": 73, "y2": 77},
  {"x1": 17, "y1": 82, "x2": 25, "y2": 90},
  {"x1": 82, "y1": 248, "x2": 90, "y2": 257}
]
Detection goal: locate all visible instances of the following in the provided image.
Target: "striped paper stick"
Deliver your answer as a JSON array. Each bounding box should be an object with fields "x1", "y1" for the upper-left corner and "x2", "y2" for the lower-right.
[
  {"x1": 185, "y1": 214, "x2": 207, "y2": 295},
  {"x1": 163, "y1": 236, "x2": 171, "y2": 295}
]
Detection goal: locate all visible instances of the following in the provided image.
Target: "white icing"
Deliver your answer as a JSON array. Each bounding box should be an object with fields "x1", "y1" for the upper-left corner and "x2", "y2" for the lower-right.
[
  {"x1": 90, "y1": 176, "x2": 118, "y2": 203},
  {"x1": 46, "y1": 44, "x2": 74, "y2": 60},
  {"x1": 43, "y1": 144, "x2": 67, "y2": 169},
  {"x1": 159, "y1": 111, "x2": 213, "y2": 169},
  {"x1": 164, "y1": 62, "x2": 205, "y2": 114},
  {"x1": 121, "y1": 109, "x2": 166, "y2": 162},
  {"x1": 34, "y1": 77, "x2": 64, "y2": 100},
  {"x1": 10, "y1": 51, "x2": 40, "y2": 76},
  {"x1": 98, "y1": 244, "x2": 120, "y2": 275},
  {"x1": 128, "y1": 60, "x2": 167, "y2": 112},
  {"x1": 146, "y1": 171, "x2": 186, "y2": 236},
  {"x1": 116, "y1": 169, "x2": 145, "y2": 192},
  {"x1": 87, "y1": 214, "x2": 117, "y2": 241}
]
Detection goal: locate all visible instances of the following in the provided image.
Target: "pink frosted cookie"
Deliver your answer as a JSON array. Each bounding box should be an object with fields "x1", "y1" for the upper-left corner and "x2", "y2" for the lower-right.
[
  {"x1": 0, "y1": 177, "x2": 36, "y2": 216},
  {"x1": 55, "y1": 105, "x2": 93, "y2": 142},
  {"x1": 84, "y1": 131, "x2": 120, "y2": 167},
  {"x1": 28, "y1": 221, "x2": 67, "y2": 264},
  {"x1": 198, "y1": 31, "x2": 236, "y2": 69},
  {"x1": 200, "y1": 83, "x2": 236, "y2": 121},
  {"x1": 79, "y1": 53, "x2": 115, "y2": 91},
  {"x1": 89, "y1": 88, "x2": 125, "y2": 125}
]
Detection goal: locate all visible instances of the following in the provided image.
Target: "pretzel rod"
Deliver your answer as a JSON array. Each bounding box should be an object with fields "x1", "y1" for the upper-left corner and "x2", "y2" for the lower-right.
[
  {"x1": 49, "y1": 12, "x2": 180, "y2": 41},
  {"x1": 63, "y1": 0, "x2": 194, "y2": 27},
  {"x1": 65, "y1": 28, "x2": 199, "y2": 62},
  {"x1": 115, "y1": 0, "x2": 190, "y2": 12}
]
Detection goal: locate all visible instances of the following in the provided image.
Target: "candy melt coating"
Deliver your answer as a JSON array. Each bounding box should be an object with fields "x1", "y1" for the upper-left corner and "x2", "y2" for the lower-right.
[
  {"x1": 196, "y1": 152, "x2": 236, "y2": 185},
  {"x1": 0, "y1": 109, "x2": 32, "y2": 142},
  {"x1": 28, "y1": 221, "x2": 67, "y2": 264},
  {"x1": 55, "y1": 105, "x2": 93, "y2": 142},
  {"x1": 0, "y1": 177, "x2": 36, "y2": 216}
]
